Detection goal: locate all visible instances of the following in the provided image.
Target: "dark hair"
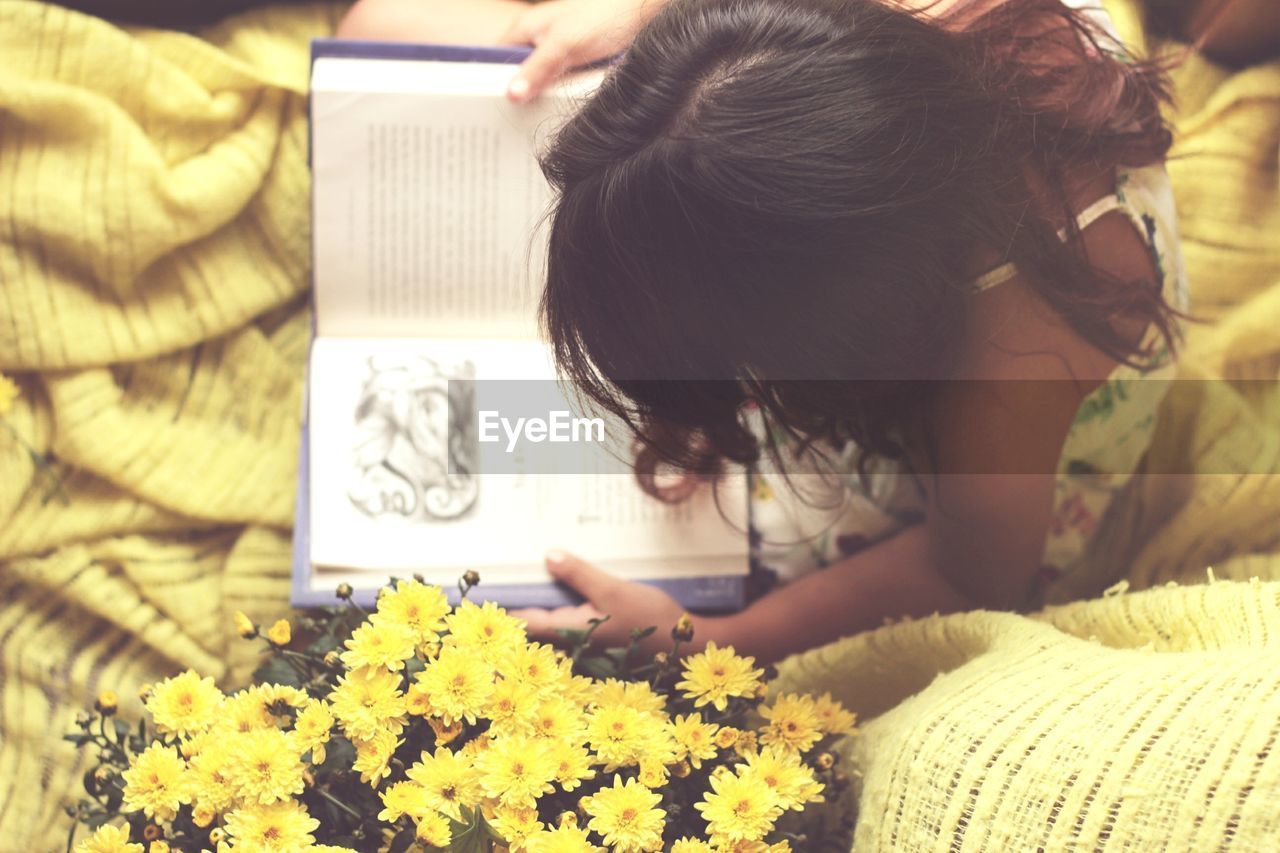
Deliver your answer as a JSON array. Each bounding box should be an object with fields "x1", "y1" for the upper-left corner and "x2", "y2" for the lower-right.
[{"x1": 539, "y1": 0, "x2": 1177, "y2": 495}]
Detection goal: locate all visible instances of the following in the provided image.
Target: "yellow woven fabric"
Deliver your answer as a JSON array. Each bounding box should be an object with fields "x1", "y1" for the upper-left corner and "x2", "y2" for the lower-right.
[
  {"x1": 0, "y1": 0, "x2": 1276, "y2": 850},
  {"x1": 0, "y1": 3, "x2": 340, "y2": 848},
  {"x1": 771, "y1": 579, "x2": 1280, "y2": 850}
]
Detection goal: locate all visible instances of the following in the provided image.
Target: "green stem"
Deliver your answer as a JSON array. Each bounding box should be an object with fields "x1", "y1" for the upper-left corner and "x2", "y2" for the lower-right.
[
  {"x1": 2, "y1": 419, "x2": 69, "y2": 505},
  {"x1": 315, "y1": 787, "x2": 363, "y2": 824}
]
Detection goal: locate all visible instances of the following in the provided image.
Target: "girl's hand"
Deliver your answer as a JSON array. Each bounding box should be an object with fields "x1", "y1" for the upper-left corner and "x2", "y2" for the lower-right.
[
  {"x1": 501, "y1": 0, "x2": 667, "y2": 102},
  {"x1": 512, "y1": 551, "x2": 685, "y2": 653}
]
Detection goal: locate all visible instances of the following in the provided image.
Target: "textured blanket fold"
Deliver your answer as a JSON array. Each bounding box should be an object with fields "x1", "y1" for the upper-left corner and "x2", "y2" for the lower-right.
[{"x1": 0, "y1": 0, "x2": 1277, "y2": 849}]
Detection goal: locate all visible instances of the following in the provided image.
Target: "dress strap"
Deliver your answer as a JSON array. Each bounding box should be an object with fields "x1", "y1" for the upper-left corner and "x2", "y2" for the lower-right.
[{"x1": 968, "y1": 193, "x2": 1125, "y2": 293}]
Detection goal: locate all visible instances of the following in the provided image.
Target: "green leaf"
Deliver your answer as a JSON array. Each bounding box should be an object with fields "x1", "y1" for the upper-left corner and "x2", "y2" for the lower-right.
[
  {"x1": 315, "y1": 736, "x2": 356, "y2": 776},
  {"x1": 112, "y1": 718, "x2": 130, "y2": 743},
  {"x1": 63, "y1": 733, "x2": 91, "y2": 746},
  {"x1": 578, "y1": 656, "x2": 619, "y2": 680},
  {"x1": 387, "y1": 826, "x2": 416, "y2": 852},
  {"x1": 403, "y1": 655, "x2": 426, "y2": 679},
  {"x1": 306, "y1": 631, "x2": 343, "y2": 657},
  {"x1": 253, "y1": 655, "x2": 303, "y2": 688},
  {"x1": 448, "y1": 805, "x2": 497, "y2": 853}
]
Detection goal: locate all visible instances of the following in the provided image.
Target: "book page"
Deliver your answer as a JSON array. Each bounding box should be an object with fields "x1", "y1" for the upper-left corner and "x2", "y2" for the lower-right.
[
  {"x1": 307, "y1": 337, "x2": 748, "y2": 586},
  {"x1": 311, "y1": 59, "x2": 601, "y2": 339}
]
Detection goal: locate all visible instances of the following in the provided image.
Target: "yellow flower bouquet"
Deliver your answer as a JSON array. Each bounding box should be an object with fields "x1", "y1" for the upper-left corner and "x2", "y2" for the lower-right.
[{"x1": 67, "y1": 576, "x2": 856, "y2": 852}]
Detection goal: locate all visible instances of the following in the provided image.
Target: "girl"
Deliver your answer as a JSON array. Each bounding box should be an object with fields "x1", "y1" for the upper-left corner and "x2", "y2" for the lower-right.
[{"x1": 343, "y1": 0, "x2": 1190, "y2": 662}]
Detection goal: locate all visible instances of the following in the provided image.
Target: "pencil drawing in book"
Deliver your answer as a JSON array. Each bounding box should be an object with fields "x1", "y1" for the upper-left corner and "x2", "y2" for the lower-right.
[{"x1": 347, "y1": 354, "x2": 479, "y2": 521}]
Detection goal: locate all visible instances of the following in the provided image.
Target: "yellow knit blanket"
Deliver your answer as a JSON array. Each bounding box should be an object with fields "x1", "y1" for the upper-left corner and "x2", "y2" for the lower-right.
[{"x1": 0, "y1": 0, "x2": 1276, "y2": 849}]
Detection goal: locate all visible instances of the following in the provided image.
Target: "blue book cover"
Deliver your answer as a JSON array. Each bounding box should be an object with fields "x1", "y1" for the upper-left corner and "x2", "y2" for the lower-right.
[{"x1": 293, "y1": 39, "x2": 747, "y2": 611}]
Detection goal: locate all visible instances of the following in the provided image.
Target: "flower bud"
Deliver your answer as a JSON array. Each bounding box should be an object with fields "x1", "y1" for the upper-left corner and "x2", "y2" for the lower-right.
[
  {"x1": 671, "y1": 760, "x2": 692, "y2": 778},
  {"x1": 653, "y1": 651, "x2": 669, "y2": 666},
  {"x1": 335, "y1": 583, "x2": 354, "y2": 600},
  {"x1": 233, "y1": 611, "x2": 257, "y2": 639},
  {"x1": 266, "y1": 619, "x2": 292, "y2": 647},
  {"x1": 192, "y1": 804, "x2": 216, "y2": 828},
  {"x1": 462, "y1": 570, "x2": 481, "y2": 588},
  {"x1": 672, "y1": 613, "x2": 695, "y2": 643},
  {"x1": 557, "y1": 811, "x2": 578, "y2": 828},
  {"x1": 413, "y1": 573, "x2": 426, "y2": 584},
  {"x1": 816, "y1": 752, "x2": 837, "y2": 770},
  {"x1": 142, "y1": 824, "x2": 163, "y2": 841},
  {"x1": 209, "y1": 827, "x2": 226, "y2": 844},
  {"x1": 323, "y1": 650, "x2": 341, "y2": 667},
  {"x1": 714, "y1": 727, "x2": 741, "y2": 749},
  {"x1": 137, "y1": 683, "x2": 154, "y2": 702},
  {"x1": 94, "y1": 690, "x2": 118, "y2": 715}
]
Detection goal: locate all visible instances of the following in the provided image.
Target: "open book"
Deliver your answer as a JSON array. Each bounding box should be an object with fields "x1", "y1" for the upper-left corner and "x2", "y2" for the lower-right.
[{"x1": 294, "y1": 40, "x2": 749, "y2": 609}]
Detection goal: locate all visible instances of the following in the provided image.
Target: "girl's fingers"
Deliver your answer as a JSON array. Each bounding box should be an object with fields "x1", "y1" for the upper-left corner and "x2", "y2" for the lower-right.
[
  {"x1": 508, "y1": 37, "x2": 576, "y2": 102},
  {"x1": 512, "y1": 603, "x2": 604, "y2": 638}
]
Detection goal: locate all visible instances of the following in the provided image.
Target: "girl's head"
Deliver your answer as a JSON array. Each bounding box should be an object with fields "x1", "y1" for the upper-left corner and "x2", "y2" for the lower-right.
[{"x1": 540, "y1": 0, "x2": 1175, "y2": 486}]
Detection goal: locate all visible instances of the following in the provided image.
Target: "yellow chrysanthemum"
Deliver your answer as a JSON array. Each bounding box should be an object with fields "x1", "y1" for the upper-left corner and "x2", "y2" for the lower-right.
[
  {"x1": 145, "y1": 671, "x2": 225, "y2": 738},
  {"x1": 758, "y1": 694, "x2": 823, "y2": 754},
  {"x1": 415, "y1": 811, "x2": 453, "y2": 847},
  {"x1": 266, "y1": 619, "x2": 292, "y2": 646},
  {"x1": 547, "y1": 740, "x2": 596, "y2": 792},
  {"x1": 524, "y1": 824, "x2": 602, "y2": 852},
  {"x1": 217, "y1": 689, "x2": 276, "y2": 735},
  {"x1": 341, "y1": 620, "x2": 417, "y2": 671},
  {"x1": 404, "y1": 682, "x2": 434, "y2": 717},
  {"x1": 223, "y1": 799, "x2": 319, "y2": 851},
  {"x1": 121, "y1": 743, "x2": 189, "y2": 821},
  {"x1": 328, "y1": 666, "x2": 407, "y2": 742},
  {"x1": 638, "y1": 759, "x2": 668, "y2": 789},
  {"x1": 486, "y1": 677, "x2": 539, "y2": 737},
  {"x1": 442, "y1": 600, "x2": 527, "y2": 665},
  {"x1": 74, "y1": 823, "x2": 142, "y2": 853},
  {"x1": 594, "y1": 679, "x2": 666, "y2": 715},
  {"x1": 186, "y1": 746, "x2": 237, "y2": 814},
  {"x1": 676, "y1": 642, "x2": 764, "y2": 712},
  {"x1": 352, "y1": 728, "x2": 402, "y2": 786},
  {"x1": 428, "y1": 715, "x2": 464, "y2": 746},
  {"x1": 291, "y1": 700, "x2": 334, "y2": 764},
  {"x1": 670, "y1": 713, "x2": 719, "y2": 769},
  {"x1": 528, "y1": 695, "x2": 587, "y2": 742},
  {"x1": 224, "y1": 727, "x2": 306, "y2": 805},
  {"x1": 585, "y1": 705, "x2": 658, "y2": 770},
  {"x1": 497, "y1": 642, "x2": 563, "y2": 695},
  {"x1": 560, "y1": 673, "x2": 600, "y2": 707},
  {"x1": 374, "y1": 579, "x2": 450, "y2": 644},
  {"x1": 490, "y1": 805, "x2": 544, "y2": 847},
  {"x1": 405, "y1": 747, "x2": 484, "y2": 820},
  {"x1": 0, "y1": 373, "x2": 19, "y2": 417},
  {"x1": 476, "y1": 735, "x2": 558, "y2": 808},
  {"x1": 812, "y1": 692, "x2": 857, "y2": 735},
  {"x1": 669, "y1": 839, "x2": 714, "y2": 853},
  {"x1": 414, "y1": 646, "x2": 494, "y2": 726},
  {"x1": 733, "y1": 730, "x2": 759, "y2": 759},
  {"x1": 695, "y1": 770, "x2": 782, "y2": 845},
  {"x1": 736, "y1": 746, "x2": 824, "y2": 811},
  {"x1": 233, "y1": 611, "x2": 257, "y2": 639},
  {"x1": 377, "y1": 780, "x2": 432, "y2": 822},
  {"x1": 582, "y1": 775, "x2": 666, "y2": 853}
]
